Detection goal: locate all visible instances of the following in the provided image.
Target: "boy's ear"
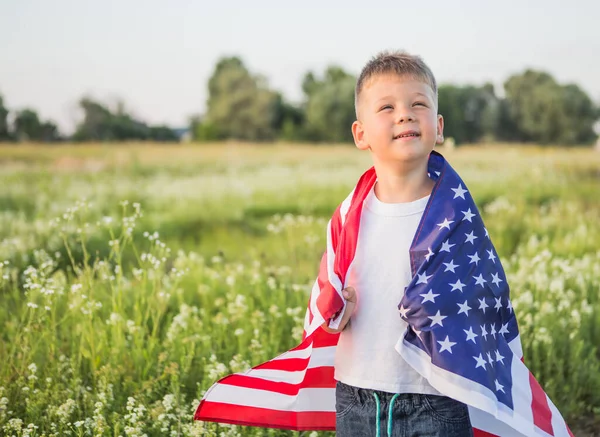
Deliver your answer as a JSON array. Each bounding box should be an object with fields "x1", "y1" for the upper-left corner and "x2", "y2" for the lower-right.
[
  {"x1": 436, "y1": 114, "x2": 445, "y2": 144},
  {"x1": 352, "y1": 120, "x2": 369, "y2": 151}
]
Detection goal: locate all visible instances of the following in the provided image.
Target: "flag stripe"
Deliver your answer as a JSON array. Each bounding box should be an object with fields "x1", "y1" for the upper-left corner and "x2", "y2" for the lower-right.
[
  {"x1": 200, "y1": 384, "x2": 335, "y2": 412},
  {"x1": 529, "y1": 371, "x2": 554, "y2": 435},
  {"x1": 195, "y1": 402, "x2": 335, "y2": 430},
  {"x1": 220, "y1": 366, "x2": 336, "y2": 395},
  {"x1": 510, "y1": 354, "x2": 534, "y2": 431}
]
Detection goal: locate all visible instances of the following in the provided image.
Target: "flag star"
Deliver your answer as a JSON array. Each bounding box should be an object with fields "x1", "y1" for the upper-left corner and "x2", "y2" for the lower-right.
[
  {"x1": 437, "y1": 218, "x2": 454, "y2": 230},
  {"x1": 457, "y1": 300, "x2": 472, "y2": 316},
  {"x1": 425, "y1": 247, "x2": 434, "y2": 262},
  {"x1": 490, "y1": 323, "x2": 497, "y2": 338},
  {"x1": 440, "y1": 240, "x2": 456, "y2": 252},
  {"x1": 465, "y1": 231, "x2": 478, "y2": 245},
  {"x1": 499, "y1": 323, "x2": 510, "y2": 335},
  {"x1": 480, "y1": 324, "x2": 488, "y2": 340},
  {"x1": 398, "y1": 304, "x2": 410, "y2": 318},
  {"x1": 450, "y1": 279, "x2": 466, "y2": 293},
  {"x1": 473, "y1": 354, "x2": 487, "y2": 369},
  {"x1": 420, "y1": 289, "x2": 440, "y2": 304},
  {"x1": 473, "y1": 273, "x2": 487, "y2": 287},
  {"x1": 507, "y1": 299, "x2": 513, "y2": 313},
  {"x1": 491, "y1": 272, "x2": 503, "y2": 287},
  {"x1": 443, "y1": 259, "x2": 459, "y2": 273},
  {"x1": 468, "y1": 252, "x2": 481, "y2": 266},
  {"x1": 495, "y1": 379, "x2": 505, "y2": 393},
  {"x1": 437, "y1": 335, "x2": 457, "y2": 353},
  {"x1": 462, "y1": 208, "x2": 476, "y2": 222},
  {"x1": 464, "y1": 326, "x2": 478, "y2": 343},
  {"x1": 494, "y1": 297, "x2": 503, "y2": 312},
  {"x1": 495, "y1": 350, "x2": 505, "y2": 365},
  {"x1": 451, "y1": 184, "x2": 468, "y2": 199},
  {"x1": 484, "y1": 227, "x2": 489, "y2": 238},
  {"x1": 487, "y1": 249, "x2": 497, "y2": 263},
  {"x1": 434, "y1": 171, "x2": 441, "y2": 176},
  {"x1": 416, "y1": 271, "x2": 433, "y2": 285},
  {"x1": 414, "y1": 327, "x2": 422, "y2": 338},
  {"x1": 478, "y1": 297, "x2": 489, "y2": 314},
  {"x1": 428, "y1": 310, "x2": 447, "y2": 327},
  {"x1": 487, "y1": 352, "x2": 494, "y2": 366}
]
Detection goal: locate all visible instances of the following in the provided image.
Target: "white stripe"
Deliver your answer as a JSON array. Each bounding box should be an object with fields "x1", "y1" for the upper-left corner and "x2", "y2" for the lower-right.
[
  {"x1": 206, "y1": 385, "x2": 335, "y2": 412},
  {"x1": 468, "y1": 407, "x2": 527, "y2": 436},
  {"x1": 549, "y1": 396, "x2": 572, "y2": 437},
  {"x1": 308, "y1": 346, "x2": 336, "y2": 367},
  {"x1": 510, "y1": 353, "x2": 534, "y2": 429},
  {"x1": 508, "y1": 334, "x2": 523, "y2": 359},
  {"x1": 268, "y1": 345, "x2": 335, "y2": 366},
  {"x1": 271, "y1": 345, "x2": 313, "y2": 361},
  {"x1": 325, "y1": 218, "x2": 345, "y2": 330},
  {"x1": 325, "y1": 220, "x2": 343, "y2": 293},
  {"x1": 339, "y1": 189, "x2": 355, "y2": 226},
  {"x1": 306, "y1": 278, "x2": 324, "y2": 336}
]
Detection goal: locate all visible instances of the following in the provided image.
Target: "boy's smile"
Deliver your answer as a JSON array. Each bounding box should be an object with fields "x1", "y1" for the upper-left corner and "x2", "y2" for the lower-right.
[{"x1": 352, "y1": 74, "x2": 444, "y2": 167}]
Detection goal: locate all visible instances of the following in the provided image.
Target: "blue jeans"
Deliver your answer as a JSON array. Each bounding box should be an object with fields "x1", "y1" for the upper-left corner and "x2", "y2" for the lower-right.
[{"x1": 335, "y1": 381, "x2": 474, "y2": 437}]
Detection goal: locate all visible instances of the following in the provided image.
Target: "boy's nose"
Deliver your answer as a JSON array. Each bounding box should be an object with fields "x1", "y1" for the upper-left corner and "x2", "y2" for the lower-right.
[{"x1": 396, "y1": 113, "x2": 415, "y2": 123}]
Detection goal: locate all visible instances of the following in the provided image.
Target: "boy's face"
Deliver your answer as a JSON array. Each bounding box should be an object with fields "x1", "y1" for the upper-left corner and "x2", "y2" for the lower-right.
[{"x1": 352, "y1": 74, "x2": 444, "y2": 167}]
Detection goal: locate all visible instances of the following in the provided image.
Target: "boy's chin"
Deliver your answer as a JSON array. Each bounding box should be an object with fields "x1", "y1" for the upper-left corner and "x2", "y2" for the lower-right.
[{"x1": 376, "y1": 146, "x2": 433, "y2": 165}]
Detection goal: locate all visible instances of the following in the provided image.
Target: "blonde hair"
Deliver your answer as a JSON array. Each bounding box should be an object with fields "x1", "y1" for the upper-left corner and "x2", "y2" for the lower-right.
[{"x1": 355, "y1": 50, "x2": 438, "y2": 118}]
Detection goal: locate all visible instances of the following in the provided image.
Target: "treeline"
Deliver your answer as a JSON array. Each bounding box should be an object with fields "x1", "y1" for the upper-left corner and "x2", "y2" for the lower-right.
[
  {"x1": 1, "y1": 56, "x2": 598, "y2": 145},
  {"x1": 0, "y1": 96, "x2": 179, "y2": 143},
  {"x1": 196, "y1": 57, "x2": 599, "y2": 145}
]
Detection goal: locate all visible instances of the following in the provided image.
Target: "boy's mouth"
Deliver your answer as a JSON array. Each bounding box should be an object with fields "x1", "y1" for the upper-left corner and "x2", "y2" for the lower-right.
[{"x1": 393, "y1": 130, "x2": 420, "y2": 140}]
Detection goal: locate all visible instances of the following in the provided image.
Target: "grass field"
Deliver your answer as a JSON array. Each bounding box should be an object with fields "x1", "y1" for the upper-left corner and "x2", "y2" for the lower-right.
[{"x1": 0, "y1": 142, "x2": 599, "y2": 436}]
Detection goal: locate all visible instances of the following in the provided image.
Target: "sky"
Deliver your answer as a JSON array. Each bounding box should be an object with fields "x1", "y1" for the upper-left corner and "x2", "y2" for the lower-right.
[{"x1": 1, "y1": 0, "x2": 599, "y2": 133}]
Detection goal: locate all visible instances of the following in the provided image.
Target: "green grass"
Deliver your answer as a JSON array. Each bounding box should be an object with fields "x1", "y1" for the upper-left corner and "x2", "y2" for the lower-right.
[{"x1": 0, "y1": 142, "x2": 599, "y2": 436}]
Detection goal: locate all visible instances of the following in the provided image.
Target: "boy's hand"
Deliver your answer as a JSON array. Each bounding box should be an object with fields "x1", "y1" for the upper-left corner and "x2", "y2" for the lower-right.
[{"x1": 321, "y1": 287, "x2": 356, "y2": 334}]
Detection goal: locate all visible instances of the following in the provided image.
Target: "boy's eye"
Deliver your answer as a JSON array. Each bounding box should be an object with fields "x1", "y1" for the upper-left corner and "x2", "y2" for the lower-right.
[
  {"x1": 414, "y1": 102, "x2": 427, "y2": 107},
  {"x1": 379, "y1": 105, "x2": 393, "y2": 111}
]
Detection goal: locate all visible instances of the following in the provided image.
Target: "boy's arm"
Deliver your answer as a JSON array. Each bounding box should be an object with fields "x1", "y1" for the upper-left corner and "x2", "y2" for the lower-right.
[{"x1": 320, "y1": 286, "x2": 356, "y2": 334}]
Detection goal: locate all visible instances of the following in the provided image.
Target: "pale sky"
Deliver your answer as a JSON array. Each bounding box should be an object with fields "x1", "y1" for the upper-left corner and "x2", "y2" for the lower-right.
[{"x1": 1, "y1": 0, "x2": 599, "y2": 133}]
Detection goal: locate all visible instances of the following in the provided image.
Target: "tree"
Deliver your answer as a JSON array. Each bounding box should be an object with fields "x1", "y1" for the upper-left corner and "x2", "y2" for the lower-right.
[
  {"x1": 205, "y1": 57, "x2": 279, "y2": 141},
  {"x1": 14, "y1": 109, "x2": 42, "y2": 141},
  {"x1": 0, "y1": 93, "x2": 10, "y2": 140},
  {"x1": 73, "y1": 97, "x2": 177, "y2": 142},
  {"x1": 73, "y1": 97, "x2": 114, "y2": 141},
  {"x1": 39, "y1": 121, "x2": 60, "y2": 142},
  {"x1": 438, "y1": 84, "x2": 499, "y2": 144},
  {"x1": 503, "y1": 70, "x2": 597, "y2": 145},
  {"x1": 272, "y1": 93, "x2": 305, "y2": 141},
  {"x1": 302, "y1": 66, "x2": 356, "y2": 143}
]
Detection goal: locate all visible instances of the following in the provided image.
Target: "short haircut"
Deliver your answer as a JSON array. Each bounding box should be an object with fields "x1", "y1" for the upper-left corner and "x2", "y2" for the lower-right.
[{"x1": 355, "y1": 50, "x2": 438, "y2": 118}]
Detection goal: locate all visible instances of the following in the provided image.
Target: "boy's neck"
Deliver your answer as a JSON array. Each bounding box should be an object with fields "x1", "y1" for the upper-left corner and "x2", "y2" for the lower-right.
[{"x1": 373, "y1": 160, "x2": 434, "y2": 204}]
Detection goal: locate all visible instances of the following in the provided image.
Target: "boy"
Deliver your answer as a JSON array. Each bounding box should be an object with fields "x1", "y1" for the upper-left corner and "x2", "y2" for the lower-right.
[
  {"x1": 195, "y1": 51, "x2": 571, "y2": 437},
  {"x1": 324, "y1": 51, "x2": 473, "y2": 436}
]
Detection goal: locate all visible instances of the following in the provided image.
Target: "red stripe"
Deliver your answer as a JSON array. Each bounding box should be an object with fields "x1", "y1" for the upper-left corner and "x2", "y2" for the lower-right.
[
  {"x1": 529, "y1": 371, "x2": 554, "y2": 435},
  {"x1": 220, "y1": 366, "x2": 335, "y2": 395},
  {"x1": 329, "y1": 204, "x2": 343, "y2": 250},
  {"x1": 473, "y1": 429, "x2": 498, "y2": 437},
  {"x1": 255, "y1": 358, "x2": 308, "y2": 372},
  {"x1": 195, "y1": 401, "x2": 336, "y2": 431},
  {"x1": 311, "y1": 328, "x2": 339, "y2": 347}
]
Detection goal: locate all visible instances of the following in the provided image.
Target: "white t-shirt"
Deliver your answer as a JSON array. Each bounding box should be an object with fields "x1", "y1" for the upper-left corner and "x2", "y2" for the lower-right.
[{"x1": 334, "y1": 185, "x2": 441, "y2": 395}]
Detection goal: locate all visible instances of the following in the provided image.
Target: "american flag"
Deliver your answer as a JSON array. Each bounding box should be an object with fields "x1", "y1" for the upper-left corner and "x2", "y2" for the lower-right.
[{"x1": 194, "y1": 151, "x2": 572, "y2": 437}]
